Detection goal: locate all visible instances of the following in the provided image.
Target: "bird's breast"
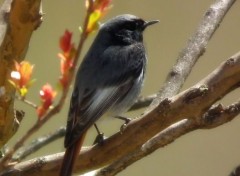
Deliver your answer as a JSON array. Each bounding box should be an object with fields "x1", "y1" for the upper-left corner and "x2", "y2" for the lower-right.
[{"x1": 108, "y1": 68, "x2": 145, "y2": 116}]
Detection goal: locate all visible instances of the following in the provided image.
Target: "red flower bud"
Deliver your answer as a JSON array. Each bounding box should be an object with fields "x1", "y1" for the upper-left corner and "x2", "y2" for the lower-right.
[{"x1": 37, "y1": 84, "x2": 57, "y2": 119}]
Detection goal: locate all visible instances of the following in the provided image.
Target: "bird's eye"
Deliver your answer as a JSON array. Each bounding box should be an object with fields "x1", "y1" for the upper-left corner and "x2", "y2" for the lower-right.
[
  {"x1": 123, "y1": 20, "x2": 144, "y2": 31},
  {"x1": 135, "y1": 20, "x2": 144, "y2": 28},
  {"x1": 123, "y1": 22, "x2": 136, "y2": 31}
]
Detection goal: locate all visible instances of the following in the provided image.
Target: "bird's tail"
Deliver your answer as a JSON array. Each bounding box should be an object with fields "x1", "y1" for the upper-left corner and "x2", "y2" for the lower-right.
[{"x1": 59, "y1": 133, "x2": 86, "y2": 176}]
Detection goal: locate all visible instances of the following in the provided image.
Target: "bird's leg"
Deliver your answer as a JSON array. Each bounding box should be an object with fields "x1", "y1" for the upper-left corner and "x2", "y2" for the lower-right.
[
  {"x1": 93, "y1": 123, "x2": 106, "y2": 145},
  {"x1": 114, "y1": 115, "x2": 131, "y2": 133},
  {"x1": 115, "y1": 115, "x2": 131, "y2": 124}
]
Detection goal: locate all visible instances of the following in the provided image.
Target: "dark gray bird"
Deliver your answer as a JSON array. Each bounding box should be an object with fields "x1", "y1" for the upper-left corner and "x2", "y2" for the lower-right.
[{"x1": 60, "y1": 14, "x2": 158, "y2": 176}]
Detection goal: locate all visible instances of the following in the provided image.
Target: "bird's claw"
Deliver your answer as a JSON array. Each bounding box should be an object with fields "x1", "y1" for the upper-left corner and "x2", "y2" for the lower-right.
[
  {"x1": 93, "y1": 132, "x2": 106, "y2": 145},
  {"x1": 120, "y1": 117, "x2": 131, "y2": 134}
]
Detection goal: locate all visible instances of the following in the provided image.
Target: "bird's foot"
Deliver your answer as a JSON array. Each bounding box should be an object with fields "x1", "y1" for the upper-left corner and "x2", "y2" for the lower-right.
[
  {"x1": 93, "y1": 132, "x2": 106, "y2": 145},
  {"x1": 93, "y1": 124, "x2": 106, "y2": 145},
  {"x1": 115, "y1": 115, "x2": 131, "y2": 133}
]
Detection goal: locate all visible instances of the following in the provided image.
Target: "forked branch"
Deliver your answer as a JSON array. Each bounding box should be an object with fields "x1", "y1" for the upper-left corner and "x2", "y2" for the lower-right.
[{"x1": 1, "y1": 51, "x2": 240, "y2": 176}]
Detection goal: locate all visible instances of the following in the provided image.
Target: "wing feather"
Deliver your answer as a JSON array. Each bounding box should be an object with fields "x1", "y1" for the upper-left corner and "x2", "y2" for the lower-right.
[{"x1": 64, "y1": 43, "x2": 145, "y2": 147}]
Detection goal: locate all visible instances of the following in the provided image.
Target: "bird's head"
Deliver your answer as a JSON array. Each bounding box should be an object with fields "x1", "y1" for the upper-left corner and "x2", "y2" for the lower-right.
[{"x1": 99, "y1": 14, "x2": 159, "y2": 45}]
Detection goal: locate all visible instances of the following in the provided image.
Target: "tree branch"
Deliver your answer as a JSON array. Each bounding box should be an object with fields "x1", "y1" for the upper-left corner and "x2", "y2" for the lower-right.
[
  {"x1": 151, "y1": 0, "x2": 236, "y2": 107},
  {"x1": 11, "y1": 127, "x2": 66, "y2": 162},
  {"x1": 1, "y1": 50, "x2": 240, "y2": 176},
  {"x1": 0, "y1": 0, "x2": 237, "y2": 175},
  {"x1": 0, "y1": 0, "x2": 93, "y2": 166},
  {"x1": 129, "y1": 94, "x2": 156, "y2": 111},
  {"x1": 95, "y1": 119, "x2": 197, "y2": 176},
  {"x1": 0, "y1": 0, "x2": 42, "y2": 148},
  {"x1": 129, "y1": 0, "x2": 236, "y2": 111},
  {"x1": 97, "y1": 0, "x2": 237, "y2": 174},
  {"x1": 96, "y1": 100, "x2": 240, "y2": 176}
]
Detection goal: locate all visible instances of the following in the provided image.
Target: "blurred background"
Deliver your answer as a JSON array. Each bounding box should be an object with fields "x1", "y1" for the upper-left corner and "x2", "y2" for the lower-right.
[{"x1": 2, "y1": 0, "x2": 240, "y2": 175}]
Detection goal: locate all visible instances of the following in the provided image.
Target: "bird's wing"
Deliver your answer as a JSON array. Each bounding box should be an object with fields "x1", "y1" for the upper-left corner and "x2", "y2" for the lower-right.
[{"x1": 64, "y1": 43, "x2": 146, "y2": 147}]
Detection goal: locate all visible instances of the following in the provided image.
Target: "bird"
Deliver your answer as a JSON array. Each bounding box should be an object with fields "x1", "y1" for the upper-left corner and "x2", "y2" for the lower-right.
[{"x1": 60, "y1": 14, "x2": 159, "y2": 176}]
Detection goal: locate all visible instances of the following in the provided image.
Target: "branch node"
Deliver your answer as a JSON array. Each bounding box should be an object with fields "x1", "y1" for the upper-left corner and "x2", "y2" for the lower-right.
[
  {"x1": 226, "y1": 57, "x2": 235, "y2": 66},
  {"x1": 15, "y1": 109, "x2": 25, "y2": 122},
  {"x1": 227, "y1": 103, "x2": 240, "y2": 114},
  {"x1": 202, "y1": 104, "x2": 224, "y2": 125},
  {"x1": 12, "y1": 109, "x2": 25, "y2": 133},
  {"x1": 157, "y1": 98, "x2": 171, "y2": 115},
  {"x1": 184, "y1": 85, "x2": 208, "y2": 104}
]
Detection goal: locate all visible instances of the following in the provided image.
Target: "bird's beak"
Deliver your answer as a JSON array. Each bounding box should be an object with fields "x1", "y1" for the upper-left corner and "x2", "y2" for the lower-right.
[{"x1": 143, "y1": 20, "x2": 159, "y2": 29}]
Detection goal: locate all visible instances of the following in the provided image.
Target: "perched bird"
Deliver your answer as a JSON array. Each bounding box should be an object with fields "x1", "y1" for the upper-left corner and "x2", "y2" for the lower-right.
[{"x1": 60, "y1": 14, "x2": 159, "y2": 176}]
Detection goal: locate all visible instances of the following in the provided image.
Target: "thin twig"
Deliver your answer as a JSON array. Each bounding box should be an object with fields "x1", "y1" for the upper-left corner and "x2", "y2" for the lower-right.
[
  {"x1": 0, "y1": 1, "x2": 93, "y2": 167},
  {"x1": 129, "y1": 94, "x2": 157, "y2": 111},
  {"x1": 0, "y1": 0, "x2": 42, "y2": 148},
  {"x1": 12, "y1": 127, "x2": 66, "y2": 162},
  {"x1": 16, "y1": 96, "x2": 38, "y2": 109}
]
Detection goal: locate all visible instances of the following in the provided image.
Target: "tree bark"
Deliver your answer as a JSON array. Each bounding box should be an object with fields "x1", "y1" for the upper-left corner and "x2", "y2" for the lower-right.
[
  {"x1": 1, "y1": 52, "x2": 240, "y2": 176},
  {"x1": 0, "y1": 0, "x2": 42, "y2": 147}
]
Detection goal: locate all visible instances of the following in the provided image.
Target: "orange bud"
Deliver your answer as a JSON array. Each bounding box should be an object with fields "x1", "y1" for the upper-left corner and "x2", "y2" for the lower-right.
[{"x1": 10, "y1": 61, "x2": 35, "y2": 97}]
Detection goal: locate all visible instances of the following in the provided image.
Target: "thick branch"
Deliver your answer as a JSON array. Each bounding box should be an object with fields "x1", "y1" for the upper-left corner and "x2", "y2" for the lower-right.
[
  {"x1": 1, "y1": 51, "x2": 240, "y2": 176},
  {"x1": 99, "y1": 0, "x2": 237, "y2": 174},
  {"x1": 0, "y1": 0, "x2": 42, "y2": 147},
  {"x1": 96, "y1": 100, "x2": 240, "y2": 176},
  {"x1": 96, "y1": 119, "x2": 197, "y2": 176}
]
